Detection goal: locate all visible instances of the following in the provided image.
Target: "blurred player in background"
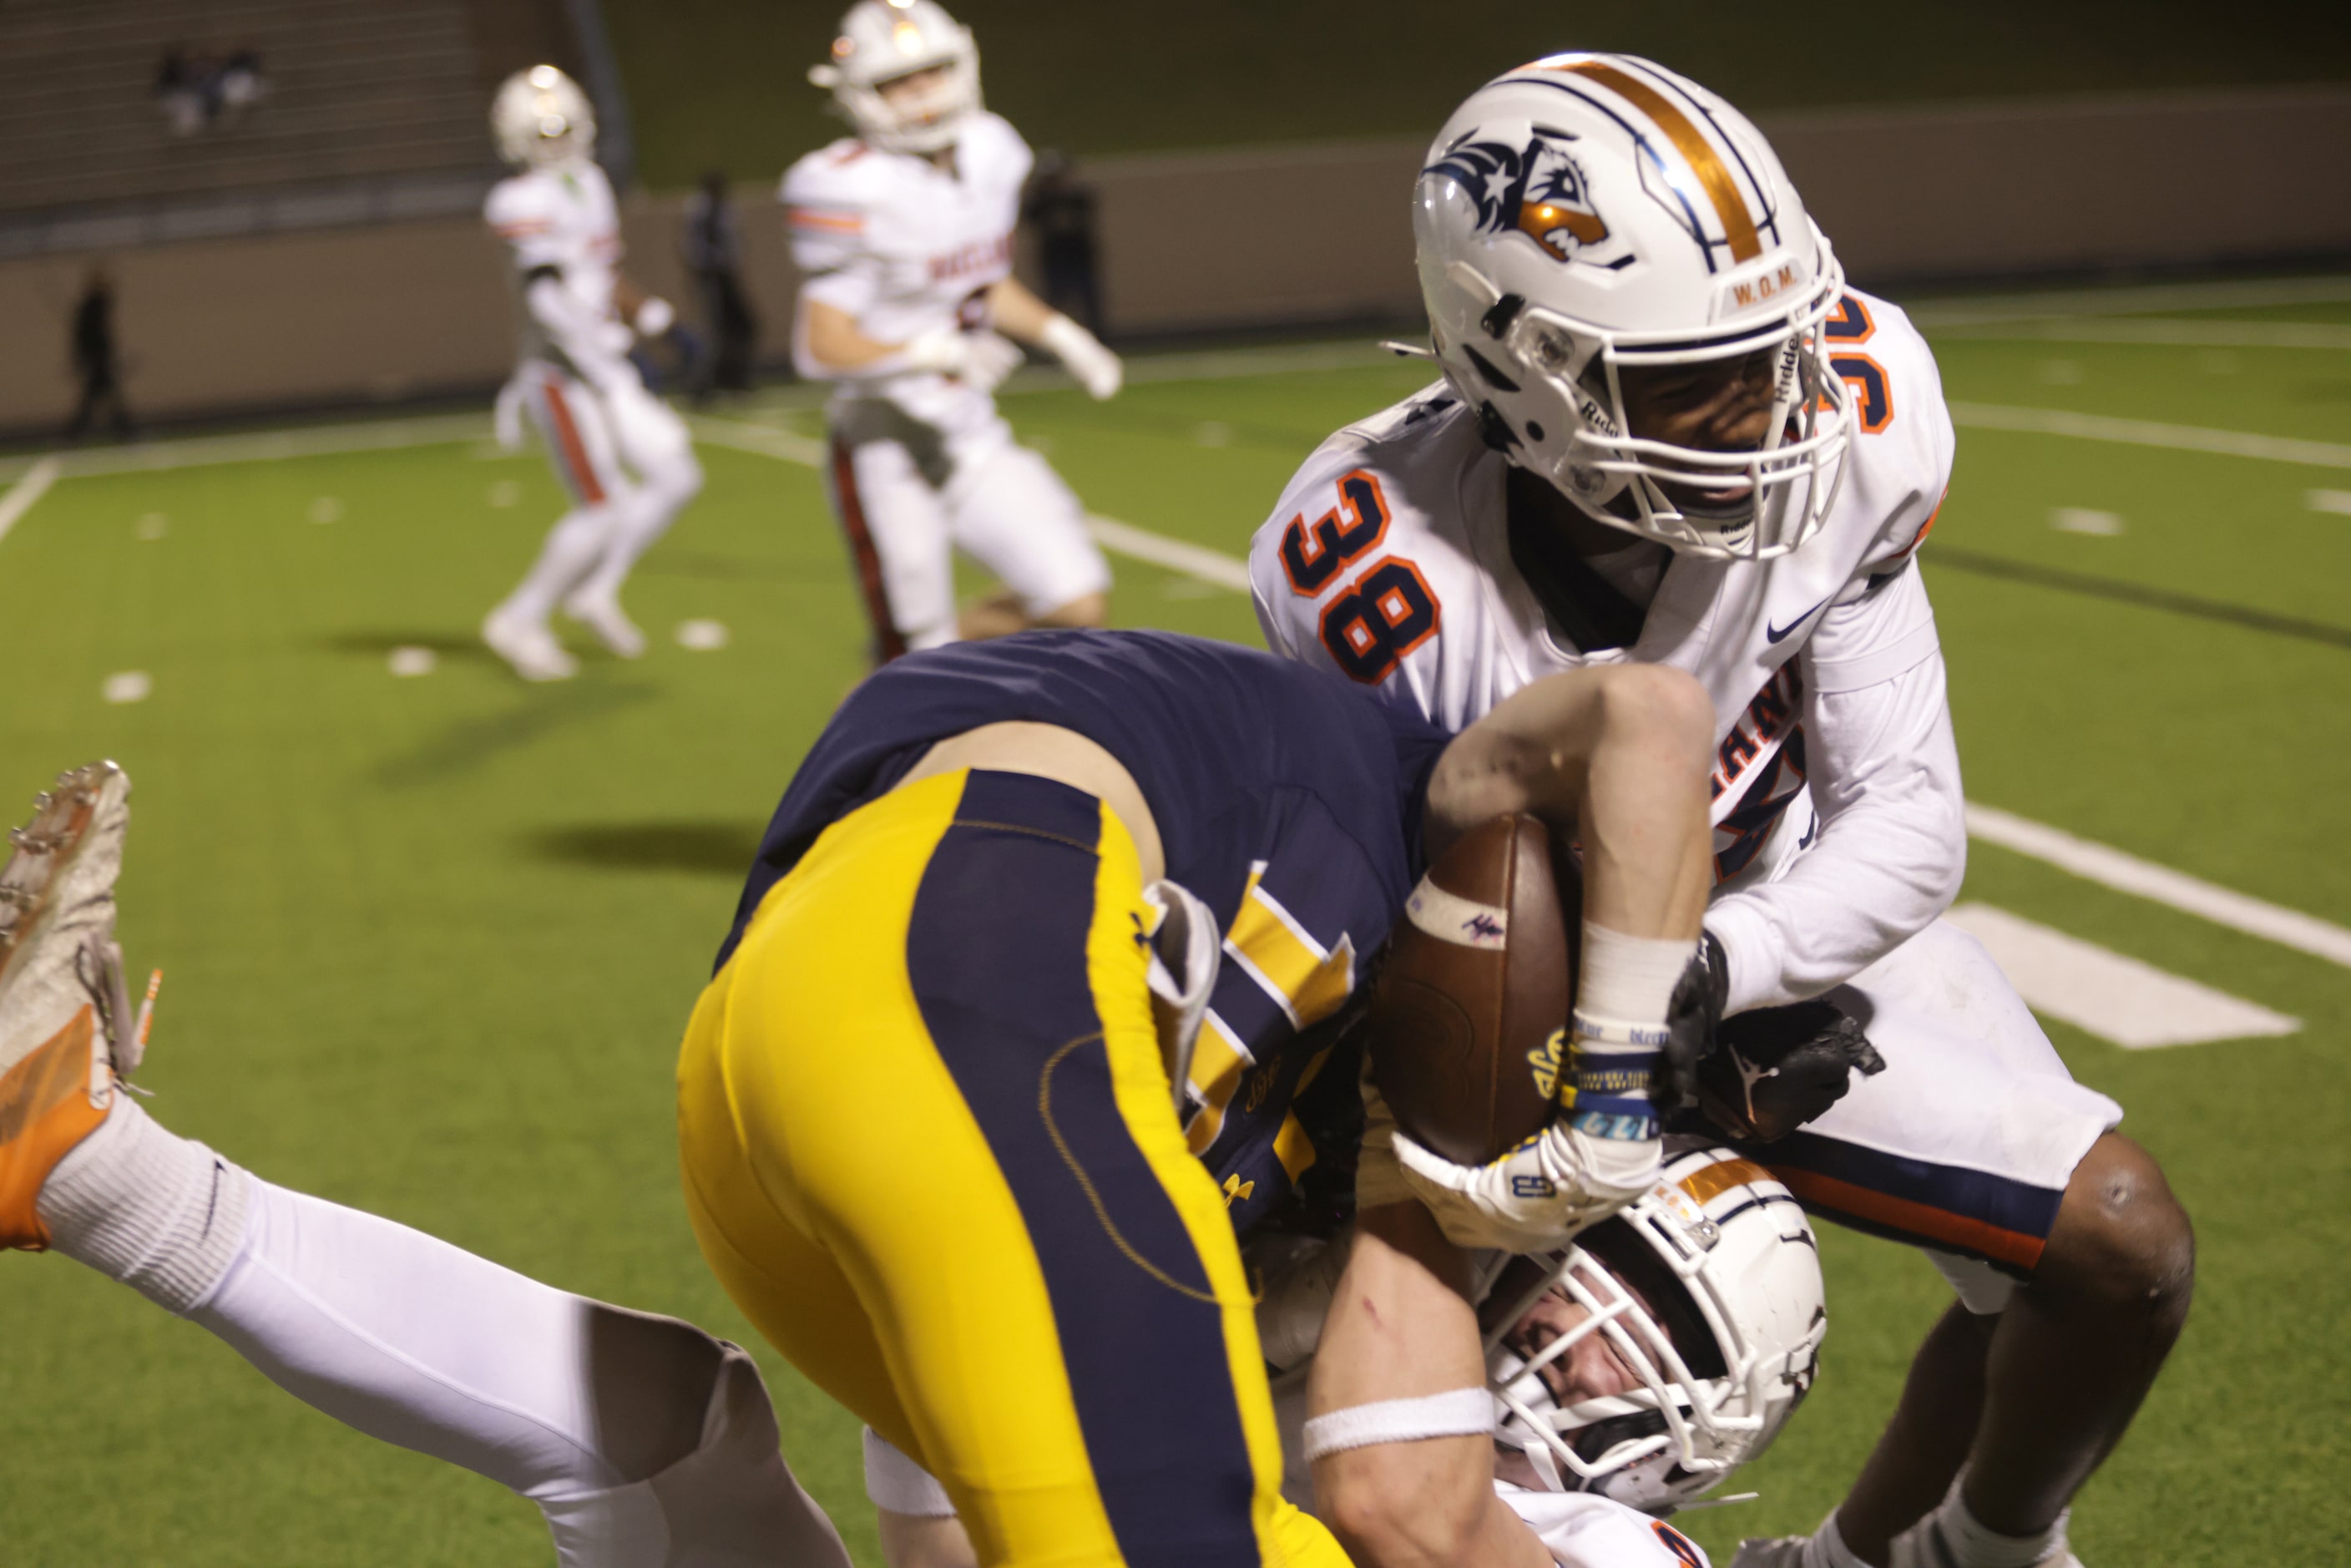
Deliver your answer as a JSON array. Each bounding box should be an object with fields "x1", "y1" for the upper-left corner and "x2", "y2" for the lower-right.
[
  {"x1": 1249, "y1": 54, "x2": 2192, "y2": 1568},
  {"x1": 481, "y1": 66, "x2": 705, "y2": 682},
  {"x1": 787, "y1": 1, "x2": 1121, "y2": 663}
]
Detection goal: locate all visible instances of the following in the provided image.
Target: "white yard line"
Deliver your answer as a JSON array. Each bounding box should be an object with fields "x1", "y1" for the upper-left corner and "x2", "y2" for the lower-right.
[
  {"x1": 0, "y1": 455, "x2": 60, "y2": 547},
  {"x1": 685, "y1": 413, "x2": 827, "y2": 466},
  {"x1": 1935, "y1": 318, "x2": 2351, "y2": 351},
  {"x1": 1908, "y1": 276, "x2": 2351, "y2": 327},
  {"x1": 1966, "y1": 804, "x2": 2351, "y2": 969},
  {"x1": 1944, "y1": 903, "x2": 2299, "y2": 1048},
  {"x1": 1082, "y1": 516, "x2": 1255, "y2": 591},
  {"x1": 1947, "y1": 402, "x2": 2351, "y2": 468}
]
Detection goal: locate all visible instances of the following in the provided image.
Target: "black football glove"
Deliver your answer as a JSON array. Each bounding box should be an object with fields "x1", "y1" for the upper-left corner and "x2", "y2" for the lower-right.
[
  {"x1": 1696, "y1": 985, "x2": 1888, "y2": 1144},
  {"x1": 1654, "y1": 935, "x2": 1728, "y2": 1115}
]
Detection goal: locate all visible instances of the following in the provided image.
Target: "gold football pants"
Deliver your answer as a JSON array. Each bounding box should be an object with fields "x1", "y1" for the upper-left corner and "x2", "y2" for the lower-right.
[{"x1": 677, "y1": 766, "x2": 1345, "y2": 1568}]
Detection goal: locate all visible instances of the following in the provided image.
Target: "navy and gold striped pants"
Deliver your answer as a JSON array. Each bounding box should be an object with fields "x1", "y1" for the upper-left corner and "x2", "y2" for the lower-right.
[{"x1": 678, "y1": 768, "x2": 1343, "y2": 1568}]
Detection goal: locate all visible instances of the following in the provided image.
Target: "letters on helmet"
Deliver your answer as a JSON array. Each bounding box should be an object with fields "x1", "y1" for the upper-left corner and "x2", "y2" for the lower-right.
[{"x1": 1425, "y1": 129, "x2": 1631, "y2": 271}]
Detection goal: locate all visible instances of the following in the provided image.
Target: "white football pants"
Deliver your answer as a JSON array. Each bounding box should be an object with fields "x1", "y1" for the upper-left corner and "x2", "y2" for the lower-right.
[
  {"x1": 503, "y1": 363, "x2": 705, "y2": 624},
  {"x1": 825, "y1": 390, "x2": 1110, "y2": 656},
  {"x1": 38, "y1": 1102, "x2": 848, "y2": 1568}
]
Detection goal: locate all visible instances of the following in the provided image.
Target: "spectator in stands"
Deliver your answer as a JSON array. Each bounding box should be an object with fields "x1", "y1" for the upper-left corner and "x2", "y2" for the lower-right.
[
  {"x1": 65, "y1": 269, "x2": 134, "y2": 442},
  {"x1": 217, "y1": 48, "x2": 268, "y2": 123},
  {"x1": 681, "y1": 171, "x2": 759, "y2": 398},
  {"x1": 155, "y1": 46, "x2": 206, "y2": 137},
  {"x1": 1023, "y1": 150, "x2": 1104, "y2": 336}
]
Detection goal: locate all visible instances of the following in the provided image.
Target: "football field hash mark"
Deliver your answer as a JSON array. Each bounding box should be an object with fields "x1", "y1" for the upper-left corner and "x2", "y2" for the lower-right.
[
  {"x1": 2049, "y1": 508, "x2": 2124, "y2": 535},
  {"x1": 675, "y1": 619, "x2": 729, "y2": 650},
  {"x1": 387, "y1": 647, "x2": 437, "y2": 677},
  {"x1": 2308, "y1": 489, "x2": 2351, "y2": 517},
  {"x1": 1944, "y1": 903, "x2": 2299, "y2": 1048},
  {"x1": 135, "y1": 513, "x2": 168, "y2": 540},
  {"x1": 310, "y1": 496, "x2": 344, "y2": 524},
  {"x1": 102, "y1": 671, "x2": 151, "y2": 704}
]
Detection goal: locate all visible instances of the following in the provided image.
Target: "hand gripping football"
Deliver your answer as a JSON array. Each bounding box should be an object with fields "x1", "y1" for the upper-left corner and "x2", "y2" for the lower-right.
[{"x1": 1364, "y1": 814, "x2": 1581, "y2": 1166}]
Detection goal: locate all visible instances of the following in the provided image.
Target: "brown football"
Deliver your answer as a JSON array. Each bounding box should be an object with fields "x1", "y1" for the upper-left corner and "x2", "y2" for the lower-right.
[{"x1": 1364, "y1": 813, "x2": 1581, "y2": 1166}]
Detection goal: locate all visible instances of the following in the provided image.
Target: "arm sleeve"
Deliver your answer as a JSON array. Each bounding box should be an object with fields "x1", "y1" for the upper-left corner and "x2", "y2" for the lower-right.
[{"x1": 1703, "y1": 563, "x2": 1967, "y2": 1013}]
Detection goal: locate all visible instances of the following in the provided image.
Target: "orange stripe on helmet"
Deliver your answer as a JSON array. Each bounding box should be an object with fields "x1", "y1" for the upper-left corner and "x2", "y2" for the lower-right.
[{"x1": 1540, "y1": 58, "x2": 1763, "y2": 265}]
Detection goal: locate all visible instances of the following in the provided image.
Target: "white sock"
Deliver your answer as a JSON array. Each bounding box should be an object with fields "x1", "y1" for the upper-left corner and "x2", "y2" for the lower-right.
[
  {"x1": 503, "y1": 504, "x2": 619, "y2": 624},
  {"x1": 37, "y1": 1098, "x2": 251, "y2": 1315},
  {"x1": 1574, "y1": 923, "x2": 1696, "y2": 1027},
  {"x1": 1928, "y1": 1484, "x2": 2068, "y2": 1568},
  {"x1": 1813, "y1": 1511, "x2": 1873, "y2": 1568},
  {"x1": 575, "y1": 459, "x2": 700, "y2": 604}
]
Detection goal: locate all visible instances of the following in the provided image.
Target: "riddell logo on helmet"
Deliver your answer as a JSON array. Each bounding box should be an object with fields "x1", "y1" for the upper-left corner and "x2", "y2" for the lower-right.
[{"x1": 1426, "y1": 129, "x2": 1630, "y2": 269}]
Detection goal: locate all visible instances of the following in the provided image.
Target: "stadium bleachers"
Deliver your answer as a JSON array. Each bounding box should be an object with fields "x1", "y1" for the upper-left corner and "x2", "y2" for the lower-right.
[{"x1": 0, "y1": 0, "x2": 493, "y2": 255}]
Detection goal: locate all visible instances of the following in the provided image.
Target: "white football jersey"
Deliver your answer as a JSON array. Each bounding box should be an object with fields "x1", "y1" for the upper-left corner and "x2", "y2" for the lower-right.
[
  {"x1": 782, "y1": 111, "x2": 1031, "y2": 409},
  {"x1": 483, "y1": 159, "x2": 625, "y2": 375},
  {"x1": 1251, "y1": 291, "x2": 1962, "y2": 1006}
]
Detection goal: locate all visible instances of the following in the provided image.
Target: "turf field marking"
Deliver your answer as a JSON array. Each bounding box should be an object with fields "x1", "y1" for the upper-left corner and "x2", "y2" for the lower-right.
[
  {"x1": 387, "y1": 647, "x2": 436, "y2": 677},
  {"x1": 1965, "y1": 804, "x2": 2351, "y2": 969},
  {"x1": 1948, "y1": 402, "x2": 2351, "y2": 469},
  {"x1": 1936, "y1": 318, "x2": 2351, "y2": 352},
  {"x1": 2049, "y1": 508, "x2": 2123, "y2": 535},
  {"x1": 1926, "y1": 546, "x2": 2351, "y2": 649},
  {"x1": 2309, "y1": 489, "x2": 2351, "y2": 516},
  {"x1": 1944, "y1": 903, "x2": 2300, "y2": 1048},
  {"x1": 1908, "y1": 276, "x2": 2351, "y2": 327},
  {"x1": 101, "y1": 670, "x2": 151, "y2": 704},
  {"x1": 0, "y1": 454, "x2": 60, "y2": 547}
]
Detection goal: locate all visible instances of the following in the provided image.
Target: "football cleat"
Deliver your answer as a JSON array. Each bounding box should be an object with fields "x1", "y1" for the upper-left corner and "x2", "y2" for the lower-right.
[
  {"x1": 483, "y1": 608, "x2": 579, "y2": 681},
  {"x1": 0, "y1": 762, "x2": 138, "y2": 1250},
  {"x1": 560, "y1": 588, "x2": 646, "y2": 660},
  {"x1": 1728, "y1": 1537, "x2": 1813, "y2": 1568}
]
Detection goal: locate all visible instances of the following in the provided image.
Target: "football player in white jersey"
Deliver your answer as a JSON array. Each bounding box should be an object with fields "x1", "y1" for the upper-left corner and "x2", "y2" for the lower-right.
[
  {"x1": 1248, "y1": 57, "x2": 2193, "y2": 1568},
  {"x1": 857, "y1": 1146, "x2": 1828, "y2": 1568},
  {"x1": 786, "y1": 0, "x2": 1120, "y2": 662},
  {"x1": 481, "y1": 66, "x2": 706, "y2": 681}
]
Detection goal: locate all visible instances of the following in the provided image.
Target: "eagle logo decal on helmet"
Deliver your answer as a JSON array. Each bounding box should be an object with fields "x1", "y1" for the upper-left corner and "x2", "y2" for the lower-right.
[{"x1": 1424, "y1": 129, "x2": 1629, "y2": 269}]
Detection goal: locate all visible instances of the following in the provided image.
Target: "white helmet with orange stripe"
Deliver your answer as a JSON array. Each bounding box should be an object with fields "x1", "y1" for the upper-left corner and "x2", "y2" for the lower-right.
[
  {"x1": 491, "y1": 65, "x2": 596, "y2": 169},
  {"x1": 809, "y1": 0, "x2": 981, "y2": 156},
  {"x1": 1414, "y1": 54, "x2": 1853, "y2": 559},
  {"x1": 1480, "y1": 1142, "x2": 1827, "y2": 1513}
]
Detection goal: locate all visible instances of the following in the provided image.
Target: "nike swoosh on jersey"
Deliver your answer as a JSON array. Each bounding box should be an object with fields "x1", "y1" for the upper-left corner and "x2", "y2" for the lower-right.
[{"x1": 1765, "y1": 596, "x2": 1833, "y2": 644}]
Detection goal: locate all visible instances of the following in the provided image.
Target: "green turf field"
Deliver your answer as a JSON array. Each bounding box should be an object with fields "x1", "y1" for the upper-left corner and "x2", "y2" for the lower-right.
[{"x1": 2, "y1": 276, "x2": 2348, "y2": 1565}]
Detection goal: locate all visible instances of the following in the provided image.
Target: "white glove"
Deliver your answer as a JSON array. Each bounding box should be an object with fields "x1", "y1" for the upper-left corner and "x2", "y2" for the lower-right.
[
  {"x1": 897, "y1": 327, "x2": 1025, "y2": 391},
  {"x1": 1393, "y1": 1121, "x2": 1659, "y2": 1253},
  {"x1": 1039, "y1": 312, "x2": 1122, "y2": 400},
  {"x1": 631, "y1": 295, "x2": 675, "y2": 337},
  {"x1": 492, "y1": 373, "x2": 528, "y2": 453}
]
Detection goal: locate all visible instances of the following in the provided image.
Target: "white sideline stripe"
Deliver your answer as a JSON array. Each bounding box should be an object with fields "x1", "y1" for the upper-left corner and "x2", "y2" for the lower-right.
[
  {"x1": 1908, "y1": 276, "x2": 2351, "y2": 327},
  {"x1": 1966, "y1": 803, "x2": 2351, "y2": 969},
  {"x1": 1937, "y1": 318, "x2": 2351, "y2": 351},
  {"x1": 1944, "y1": 903, "x2": 2298, "y2": 1048},
  {"x1": 0, "y1": 455, "x2": 60, "y2": 546},
  {"x1": 1082, "y1": 516, "x2": 1253, "y2": 591},
  {"x1": 691, "y1": 412, "x2": 1256, "y2": 592},
  {"x1": 1948, "y1": 402, "x2": 2351, "y2": 469}
]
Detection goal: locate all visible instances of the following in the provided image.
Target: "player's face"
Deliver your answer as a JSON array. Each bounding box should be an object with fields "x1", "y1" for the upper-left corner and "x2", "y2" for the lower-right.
[
  {"x1": 876, "y1": 63, "x2": 953, "y2": 114},
  {"x1": 1501, "y1": 1275, "x2": 1660, "y2": 1406},
  {"x1": 1610, "y1": 349, "x2": 1779, "y2": 517}
]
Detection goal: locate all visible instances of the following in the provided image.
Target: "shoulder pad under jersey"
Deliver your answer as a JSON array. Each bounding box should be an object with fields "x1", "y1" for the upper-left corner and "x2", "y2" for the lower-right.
[
  {"x1": 781, "y1": 139, "x2": 885, "y2": 271},
  {"x1": 1814, "y1": 287, "x2": 1955, "y2": 582}
]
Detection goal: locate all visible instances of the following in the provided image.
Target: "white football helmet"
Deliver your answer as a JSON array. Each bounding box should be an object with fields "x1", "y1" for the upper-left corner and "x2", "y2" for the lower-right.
[
  {"x1": 808, "y1": 0, "x2": 981, "y2": 156},
  {"x1": 1414, "y1": 54, "x2": 1852, "y2": 559},
  {"x1": 1481, "y1": 1143, "x2": 1827, "y2": 1513},
  {"x1": 492, "y1": 65, "x2": 595, "y2": 169}
]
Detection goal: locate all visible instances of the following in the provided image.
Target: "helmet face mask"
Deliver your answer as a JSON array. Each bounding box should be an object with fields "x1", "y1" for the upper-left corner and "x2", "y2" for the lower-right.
[
  {"x1": 492, "y1": 65, "x2": 596, "y2": 169},
  {"x1": 1480, "y1": 1146, "x2": 1827, "y2": 1514},
  {"x1": 810, "y1": 0, "x2": 982, "y2": 156},
  {"x1": 1415, "y1": 55, "x2": 1855, "y2": 561}
]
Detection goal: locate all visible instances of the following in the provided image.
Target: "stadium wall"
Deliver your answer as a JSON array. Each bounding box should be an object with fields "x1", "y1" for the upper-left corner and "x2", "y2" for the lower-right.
[{"x1": 1, "y1": 85, "x2": 2344, "y2": 434}]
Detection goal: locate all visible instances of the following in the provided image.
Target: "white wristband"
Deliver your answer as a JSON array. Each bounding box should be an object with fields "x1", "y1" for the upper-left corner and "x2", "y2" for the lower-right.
[
  {"x1": 862, "y1": 1426, "x2": 957, "y2": 1517},
  {"x1": 1301, "y1": 1388, "x2": 1496, "y2": 1461}
]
